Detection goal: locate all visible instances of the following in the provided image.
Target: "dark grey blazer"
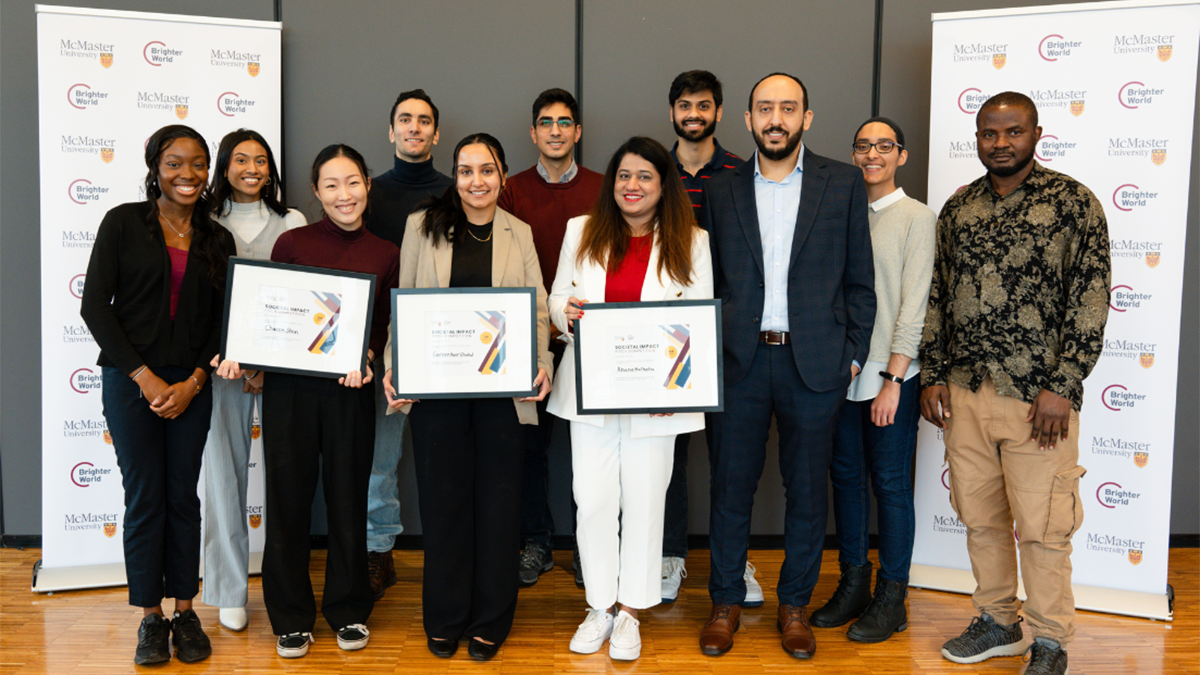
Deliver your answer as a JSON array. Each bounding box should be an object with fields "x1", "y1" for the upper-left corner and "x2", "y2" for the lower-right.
[{"x1": 701, "y1": 147, "x2": 876, "y2": 392}]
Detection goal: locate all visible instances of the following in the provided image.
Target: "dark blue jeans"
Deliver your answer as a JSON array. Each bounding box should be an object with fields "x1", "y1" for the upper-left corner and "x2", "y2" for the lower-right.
[
  {"x1": 102, "y1": 365, "x2": 212, "y2": 608},
  {"x1": 709, "y1": 344, "x2": 844, "y2": 606},
  {"x1": 830, "y1": 375, "x2": 920, "y2": 583}
]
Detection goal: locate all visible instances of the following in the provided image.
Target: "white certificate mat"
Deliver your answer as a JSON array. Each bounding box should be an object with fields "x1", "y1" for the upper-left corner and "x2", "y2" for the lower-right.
[
  {"x1": 221, "y1": 259, "x2": 376, "y2": 379},
  {"x1": 391, "y1": 288, "x2": 537, "y2": 398},
  {"x1": 574, "y1": 300, "x2": 723, "y2": 414}
]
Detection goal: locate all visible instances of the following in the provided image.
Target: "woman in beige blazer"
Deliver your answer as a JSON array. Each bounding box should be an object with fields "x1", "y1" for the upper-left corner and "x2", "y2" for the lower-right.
[{"x1": 382, "y1": 133, "x2": 551, "y2": 661}]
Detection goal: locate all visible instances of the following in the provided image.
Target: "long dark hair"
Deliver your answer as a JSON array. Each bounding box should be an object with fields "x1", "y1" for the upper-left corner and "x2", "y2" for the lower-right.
[
  {"x1": 577, "y1": 136, "x2": 698, "y2": 286},
  {"x1": 207, "y1": 128, "x2": 288, "y2": 218},
  {"x1": 309, "y1": 144, "x2": 372, "y2": 225},
  {"x1": 420, "y1": 133, "x2": 507, "y2": 247},
  {"x1": 143, "y1": 124, "x2": 229, "y2": 285}
]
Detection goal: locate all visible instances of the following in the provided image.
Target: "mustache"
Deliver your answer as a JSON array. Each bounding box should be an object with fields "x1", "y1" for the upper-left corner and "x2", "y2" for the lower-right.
[{"x1": 763, "y1": 125, "x2": 787, "y2": 136}]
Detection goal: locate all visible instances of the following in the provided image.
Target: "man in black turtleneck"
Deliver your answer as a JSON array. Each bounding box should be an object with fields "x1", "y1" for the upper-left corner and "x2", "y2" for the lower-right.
[{"x1": 365, "y1": 88, "x2": 452, "y2": 601}]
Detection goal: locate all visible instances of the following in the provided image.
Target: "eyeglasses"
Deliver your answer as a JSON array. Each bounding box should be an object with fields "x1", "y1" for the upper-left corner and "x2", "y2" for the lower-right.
[
  {"x1": 536, "y1": 118, "x2": 576, "y2": 130},
  {"x1": 852, "y1": 140, "x2": 902, "y2": 154}
]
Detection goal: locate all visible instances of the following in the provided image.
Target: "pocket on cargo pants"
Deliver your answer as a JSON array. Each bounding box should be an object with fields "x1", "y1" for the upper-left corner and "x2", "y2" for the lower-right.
[{"x1": 1045, "y1": 465, "x2": 1086, "y2": 542}]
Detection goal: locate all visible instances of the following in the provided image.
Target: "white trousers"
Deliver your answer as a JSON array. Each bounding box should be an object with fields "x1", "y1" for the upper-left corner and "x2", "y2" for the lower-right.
[
  {"x1": 571, "y1": 417, "x2": 675, "y2": 611},
  {"x1": 201, "y1": 376, "x2": 258, "y2": 608}
]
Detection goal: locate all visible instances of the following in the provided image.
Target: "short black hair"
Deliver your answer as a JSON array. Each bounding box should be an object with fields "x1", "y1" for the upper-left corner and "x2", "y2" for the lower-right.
[
  {"x1": 669, "y1": 70, "x2": 723, "y2": 107},
  {"x1": 389, "y1": 89, "x2": 440, "y2": 129},
  {"x1": 853, "y1": 116, "x2": 906, "y2": 150},
  {"x1": 977, "y1": 91, "x2": 1038, "y2": 129},
  {"x1": 531, "y1": 88, "x2": 580, "y2": 126},
  {"x1": 747, "y1": 72, "x2": 809, "y2": 112}
]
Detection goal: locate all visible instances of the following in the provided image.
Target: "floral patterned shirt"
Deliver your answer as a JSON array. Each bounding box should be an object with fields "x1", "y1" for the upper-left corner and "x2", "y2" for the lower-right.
[{"x1": 920, "y1": 162, "x2": 1111, "y2": 410}]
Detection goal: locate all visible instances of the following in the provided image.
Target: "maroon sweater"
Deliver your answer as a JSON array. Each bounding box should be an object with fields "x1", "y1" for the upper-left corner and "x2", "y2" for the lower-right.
[
  {"x1": 498, "y1": 164, "x2": 603, "y2": 290},
  {"x1": 271, "y1": 217, "x2": 400, "y2": 359}
]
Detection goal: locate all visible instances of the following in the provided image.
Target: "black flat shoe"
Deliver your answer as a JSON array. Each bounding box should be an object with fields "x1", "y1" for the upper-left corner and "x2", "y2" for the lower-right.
[
  {"x1": 467, "y1": 638, "x2": 500, "y2": 661},
  {"x1": 427, "y1": 637, "x2": 457, "y2": 658}
]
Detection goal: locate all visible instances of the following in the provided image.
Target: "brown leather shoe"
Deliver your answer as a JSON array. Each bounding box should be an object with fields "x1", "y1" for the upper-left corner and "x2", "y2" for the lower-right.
[
  {"x1": 700, "y1": 604, "x2": 741, "y2": 655},
  {"x1": 368, "y1": 550, "x2": 397, "y2": 601},
  {"x1": 777, "y1": 604, "x2": 816, "y2": 659}
]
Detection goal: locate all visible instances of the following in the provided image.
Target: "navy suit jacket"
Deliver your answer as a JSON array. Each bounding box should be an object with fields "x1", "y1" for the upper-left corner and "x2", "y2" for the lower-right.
[{"x1": 700, "y1": 148, "x2": 875, "y2": 392}]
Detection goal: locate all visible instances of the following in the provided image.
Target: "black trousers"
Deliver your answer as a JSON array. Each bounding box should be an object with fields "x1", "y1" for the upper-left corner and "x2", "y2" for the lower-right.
[
  {"x1": 410, "y1": 397, "x2": 527, "y2": 645},
  {"x1": 261, "y1": 373, "x2": 375, "y2": 634},
  {"x1": 102, "y1": 365, "x2": 212, "y2": 608},
  {"x1": 519, "y1": 341, "x2": 566, "y2": 549}
]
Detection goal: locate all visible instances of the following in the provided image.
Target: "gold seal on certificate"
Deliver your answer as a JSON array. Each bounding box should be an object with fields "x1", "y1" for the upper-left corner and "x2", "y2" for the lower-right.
[
  {"x1": 221, "y1": 259, "x2": 376, "y2": 378},
  {"x1": 391, "y1": 288, "x2": 537, "y2": 399},
  {"x1": 575, "y1": 300, "x2": 722, "y2": 415}
]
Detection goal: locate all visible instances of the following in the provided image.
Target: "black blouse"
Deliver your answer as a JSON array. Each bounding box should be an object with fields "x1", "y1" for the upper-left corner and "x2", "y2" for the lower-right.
[{"x1": 449, "y1": 222, "x2": 494, "y2": 288}]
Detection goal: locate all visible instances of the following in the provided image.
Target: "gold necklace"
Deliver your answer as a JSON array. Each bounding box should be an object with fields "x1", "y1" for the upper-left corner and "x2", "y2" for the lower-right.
[
  {"x1": 159, "y1": 213, "x2": 193, "y2": 238},
  {"x1": 466, "y1": 224, "x2": 493, "y2": 242}
]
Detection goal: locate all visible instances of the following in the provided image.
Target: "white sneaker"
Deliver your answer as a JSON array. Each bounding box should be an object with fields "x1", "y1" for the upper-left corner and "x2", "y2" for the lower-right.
[
  {"x1": 569, "y1": 608, "x2": 614, "y2": 654},
  {"x1": 608, "y1": 610, "x2": 641, "y2": 661},
  {"x1": 661, "y1": 556, "x2": 687, "y2": 602},
  {"x1": 744, "y1": 561, "x2": 764, "y2": 607},
  {"x1": 219, "y1": 607, "x2": 247, "y2": 632},
  {"x1": 276, "y1": 632, "x2": 313, "y2": 658},
  {"x1": 336, "y1": 624, "x2": 369, "y2": 651}
]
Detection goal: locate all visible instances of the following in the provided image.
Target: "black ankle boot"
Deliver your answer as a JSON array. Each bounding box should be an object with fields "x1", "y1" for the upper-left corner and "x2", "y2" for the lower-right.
[
  {"x1": 847, "y1": 576, "x2": 908, "y2": 642},
  {"x1": 810, "y1": 562, "x2": 873, "y2": 628}
]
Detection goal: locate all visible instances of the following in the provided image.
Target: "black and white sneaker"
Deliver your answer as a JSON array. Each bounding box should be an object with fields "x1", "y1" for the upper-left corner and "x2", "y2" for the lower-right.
[
  {"x1": 1022, "y1": 637, "x2": 1070, "y2": 674},
  {"x1": 276, "y1": 632, "x2": 313, "y2": 658},
  {"x1": 337, "y1": 624, "x2": 370, "y2": 651},
  {"x1": 941, "y1": 614, "x2": 1028, "y2": 664},
  {"x1": 134, "y1": 614, "x2": 172, "y2": 665},
  {"x1": 170, "y1": 609, "x2": 212, "y2": 662}
]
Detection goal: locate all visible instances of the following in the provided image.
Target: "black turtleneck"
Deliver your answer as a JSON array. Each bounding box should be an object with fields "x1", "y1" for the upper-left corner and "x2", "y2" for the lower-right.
[{"x1": 367, "y1": 155, "x2": 453, "y2": 250}]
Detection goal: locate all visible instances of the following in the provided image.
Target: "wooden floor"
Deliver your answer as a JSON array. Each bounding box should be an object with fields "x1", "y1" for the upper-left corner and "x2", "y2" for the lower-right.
[{"x1": 1, "y1": 547, "x2": 1196, "y2": 674}]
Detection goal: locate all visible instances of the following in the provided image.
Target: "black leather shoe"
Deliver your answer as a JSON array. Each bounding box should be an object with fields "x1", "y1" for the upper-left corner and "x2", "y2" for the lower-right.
[
  {"x1": 810, "y1": 562, "x2": 873, "y2": 628},
  {"x1": 847, "y1": 577, "x2": 908, "y2": 643},
  {"x1": 468, "y1": 637, "x2": 500, "y2": 661},
  {"x1": 427, "y1": 637, "x2": 458, "y2": 658}
]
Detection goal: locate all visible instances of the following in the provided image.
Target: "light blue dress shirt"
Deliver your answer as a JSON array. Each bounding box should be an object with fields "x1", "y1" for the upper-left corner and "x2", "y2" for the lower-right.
[{"x1": 753, "y1": 146, "x2": 805, "y2": 332}]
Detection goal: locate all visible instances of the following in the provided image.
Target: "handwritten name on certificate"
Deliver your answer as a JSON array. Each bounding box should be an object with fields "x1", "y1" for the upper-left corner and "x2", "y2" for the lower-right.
[
  {"x1": 425, "y1": 310, "x2": 507, "y2": 376},
  {"x1": 255, "y1": 285, "x2": 341, "y2": 355},
  {"x1": 608, "y1": 324, "x2": 692, "y2": 393}
]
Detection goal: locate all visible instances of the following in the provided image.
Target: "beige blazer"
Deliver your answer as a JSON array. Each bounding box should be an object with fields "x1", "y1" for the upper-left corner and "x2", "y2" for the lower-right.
[
  {"x1": 546, "y1": 215, "x2": 713, "y2": 438},
  {"x1": 384, "y1": 208, "x2": 553, "y2": 425}
]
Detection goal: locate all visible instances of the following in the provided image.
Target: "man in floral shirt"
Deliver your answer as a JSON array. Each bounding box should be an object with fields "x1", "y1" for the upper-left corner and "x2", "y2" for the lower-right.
[{"x1": 919, "y1": 91, "x2": 1110, "y2": 675}]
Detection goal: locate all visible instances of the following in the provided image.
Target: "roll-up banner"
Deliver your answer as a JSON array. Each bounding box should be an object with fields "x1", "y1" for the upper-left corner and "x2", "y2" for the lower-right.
[
  {"x1": 36, "y1": 5, "x2": 281, "y2": 592},
  {"x1": 913, "y1": 0, "x2": 1198, "y2": 620}
]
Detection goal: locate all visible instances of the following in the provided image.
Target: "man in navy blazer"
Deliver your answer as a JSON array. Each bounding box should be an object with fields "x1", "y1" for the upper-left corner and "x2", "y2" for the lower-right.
[{"x1": 698, "y1": 73, "x2": 875, "y2": 659}]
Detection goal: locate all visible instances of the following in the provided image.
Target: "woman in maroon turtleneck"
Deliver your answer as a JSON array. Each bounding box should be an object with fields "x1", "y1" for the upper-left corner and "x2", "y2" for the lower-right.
[{"x1": 257, "y1": 145, "x2": 399, "y2": 659}]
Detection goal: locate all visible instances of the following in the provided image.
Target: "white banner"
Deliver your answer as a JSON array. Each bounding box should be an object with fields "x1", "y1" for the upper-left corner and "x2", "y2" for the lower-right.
[
  {"x1": 37, "y1": 5, "x2": 280, "y2": 590},
  {"x1": 913, "y1": 0, "x2": 1197, "y2": 620}
]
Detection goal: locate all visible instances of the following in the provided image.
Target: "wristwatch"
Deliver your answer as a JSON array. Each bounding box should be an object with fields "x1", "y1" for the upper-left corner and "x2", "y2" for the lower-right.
[{"x1": 879, "y1": 370, "x2": 904, "y2": 384}]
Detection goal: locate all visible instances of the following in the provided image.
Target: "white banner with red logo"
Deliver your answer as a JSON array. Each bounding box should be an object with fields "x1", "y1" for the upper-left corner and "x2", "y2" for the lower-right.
[
  {"x1": 36, "y1": 5, "x2": 279, "y2": 590},
  {"x1": 912, "y1": 0, "x2": 1198, "y2": 620}
]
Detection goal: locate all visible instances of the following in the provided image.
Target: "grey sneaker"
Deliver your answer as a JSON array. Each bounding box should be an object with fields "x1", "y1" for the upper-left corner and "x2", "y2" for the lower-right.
[
  {"x1": 941, "y1": 614, "x2": 1028, "y2": 664},
  {"x1": 518, "y1": 540, "x2": 553, "y2": 586},
  {"x1": 1022, "y1": 637, "x2": 1069, "y2": 674}
]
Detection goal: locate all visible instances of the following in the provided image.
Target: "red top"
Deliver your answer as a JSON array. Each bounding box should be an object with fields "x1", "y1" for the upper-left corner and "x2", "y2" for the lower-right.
[
  {"x1": 497, "y1": 165, "x2": 603, "y2": 290},
  {"x1": 604, "y1": 234, "x2": 653, "y2": 303},
  {"x1": 167, "y1": 246, "x2": 189, "y2": 320}
]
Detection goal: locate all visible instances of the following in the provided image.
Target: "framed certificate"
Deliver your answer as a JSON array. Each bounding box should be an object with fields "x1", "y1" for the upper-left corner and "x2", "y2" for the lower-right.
[
  {"x1": 390, "y1": 287, "x2": 538, "y2": 399},
  {"x1": 220, "y1": 258, "x2": 376, "y2": 379},
  {"x1": 574, "y1": 299, "x2": 723, "y2": 415}
]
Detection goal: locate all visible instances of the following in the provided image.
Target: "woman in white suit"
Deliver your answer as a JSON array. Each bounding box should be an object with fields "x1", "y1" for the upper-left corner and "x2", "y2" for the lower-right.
[{"x1": 548, "y1": 136, "x2": 713, "y2": 661}]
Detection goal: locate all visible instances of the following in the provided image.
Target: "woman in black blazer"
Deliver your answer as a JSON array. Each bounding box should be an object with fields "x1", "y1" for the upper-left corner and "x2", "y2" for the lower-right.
[{"x1": 80, "y1": 124, "x2": 234, "y2": 666}]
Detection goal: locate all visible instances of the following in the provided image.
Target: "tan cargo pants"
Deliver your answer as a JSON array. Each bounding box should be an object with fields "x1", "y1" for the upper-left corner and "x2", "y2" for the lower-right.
[{"x1": 944, "y1": 376, "x2": 1085, "y2": 644}]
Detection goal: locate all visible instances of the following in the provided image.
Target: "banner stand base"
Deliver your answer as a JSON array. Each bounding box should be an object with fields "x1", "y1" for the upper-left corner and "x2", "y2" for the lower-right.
[
  {"x1": 910, "y1": 564, "x2": 1172, "y2": 621},
  {"x1": 32, "y1": 552, "x2": 262, "y2": 594}
]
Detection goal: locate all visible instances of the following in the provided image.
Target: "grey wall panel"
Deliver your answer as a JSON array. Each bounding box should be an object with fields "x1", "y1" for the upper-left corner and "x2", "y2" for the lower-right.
[
  {"x1": 876, "y1": 0, "x2": 1199, "y2": 535},
  {"x1": 581, "y1": 0, "x2": 876, "y2": 536},
  {"x1": 0, "y1": 1, "x2": 276, "y2": 536}
]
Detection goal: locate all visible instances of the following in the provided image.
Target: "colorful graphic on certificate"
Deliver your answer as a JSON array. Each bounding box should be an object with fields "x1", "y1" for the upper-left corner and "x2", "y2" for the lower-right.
[
  {"x1": 426, "y1": 310, "x2": 507, "y2": 376},
  {"x1": 254, "y1": 285, "x2": 341, "y2": 355},
  {"x1": 609, "y1": 324, "x2": 691, "y2": 392}
]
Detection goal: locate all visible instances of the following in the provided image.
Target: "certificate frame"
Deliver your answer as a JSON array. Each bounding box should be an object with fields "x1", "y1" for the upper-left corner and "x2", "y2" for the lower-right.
[
  {"x1": 220, "y1": 258, "x2": 376, "y2": 380},
  {"x1": 390, "y1": 287, "x2": 538, "y2": 399},
  {"x1": 574, "y1": 299, "x2": 723, "y2": 415}
]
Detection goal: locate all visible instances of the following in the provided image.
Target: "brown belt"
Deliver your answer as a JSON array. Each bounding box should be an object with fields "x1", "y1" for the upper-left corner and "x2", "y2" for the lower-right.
[{"x1": 759, "y1": 331, "x2": 791, "y2": 345}]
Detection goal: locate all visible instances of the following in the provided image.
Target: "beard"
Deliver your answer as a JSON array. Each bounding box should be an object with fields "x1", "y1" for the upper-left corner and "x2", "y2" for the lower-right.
[
  {"x1": 983, "y1": 148, "x2": 1035, "y2": 177},
  {"x1": 753, "y1": 125, "x2": 803, "y2": 161},
  {"x1": 673, "y1": 116, "x2": 716, "y2": 142}
]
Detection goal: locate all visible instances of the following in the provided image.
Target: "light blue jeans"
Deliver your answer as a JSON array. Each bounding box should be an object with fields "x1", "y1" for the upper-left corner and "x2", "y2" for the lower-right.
[{"x1": 367, "y1": 356, "x2": 409, "y2": 552}]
